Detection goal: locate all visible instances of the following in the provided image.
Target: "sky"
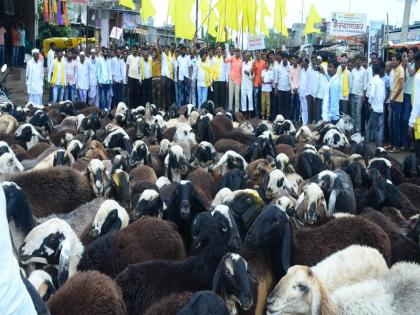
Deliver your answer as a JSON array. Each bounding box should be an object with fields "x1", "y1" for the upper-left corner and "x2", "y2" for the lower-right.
[{"x1": 152, "y1": 0, "x2": 420, "y2": 28}]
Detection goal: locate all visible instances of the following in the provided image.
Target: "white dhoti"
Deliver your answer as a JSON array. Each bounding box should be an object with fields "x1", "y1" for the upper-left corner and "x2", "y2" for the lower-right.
[
  {"x1": 28, "y1": 94, "x2": 43, "y2": 105},
  {"x1": 78, "y1": 89, "x2": 88, "y2": 103},
  {"x1": 88, "y1": 85, "x2": 99, "y2": 107},
  {"x1": 300, "y1": 95, "x2": 308, "y2": 125},
  {"x1": 241, "y1": 88, "x2": 253, "y2": 112}
]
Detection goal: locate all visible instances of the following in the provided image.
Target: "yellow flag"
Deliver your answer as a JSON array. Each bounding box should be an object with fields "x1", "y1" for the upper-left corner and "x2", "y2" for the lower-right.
[
  {"x1": 260, "y1": 0, "x2": 271, "y2": 35},
  {"x1": 174, "y1": 0, "x2": 196, "y2": 40},
  {"x1": 168, "y1": 0, "x2": 176, "y2": 23},
  {"x1": 303, "y1": 4, "x2": 322, "y2": 35},
  {"x1": 141, "y1": 0, "x2": 156, "y2": 21},
  {"x1": 119, "y1": 0, "x2": 135, "y2": 11},
  {"x1": 243, "y1": 0, "x2": 257, "y2": 34},
  {"x1": 226, "y1": 0, "x2": 242, "y2": 31},
  {"x1": 274, "y1": 0, "x2": 288, "y2": 37},
  {"x1": 200, "y1": 0, "x2": 219, "y2": 38}
]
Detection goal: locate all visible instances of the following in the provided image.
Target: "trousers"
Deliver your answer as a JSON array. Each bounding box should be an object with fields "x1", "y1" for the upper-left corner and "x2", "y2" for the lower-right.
[
  {"x1": 228, "y1": 80, "x2": 240, "y2": 112},
  {"x1": 261, "y1": 91, "x2": 271, "y2": 117},
  {"x1": 300, "y1": 95, "x2": 308, "y2": 125},
  {"x1": 161, "y1": 76, "x2": 172, "y2": 110},
  {"x1": 241, "y1": 88, "x2": 253, "y2": 112}
]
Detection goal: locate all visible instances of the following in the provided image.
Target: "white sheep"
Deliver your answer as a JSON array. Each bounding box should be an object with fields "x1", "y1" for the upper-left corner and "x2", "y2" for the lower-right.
[
  {"x1": 266, "y1": 250, "x2": 420, "y2": 315},
  {"x1": 173, "y1": 125, "x2": 197, "y2": 161}
]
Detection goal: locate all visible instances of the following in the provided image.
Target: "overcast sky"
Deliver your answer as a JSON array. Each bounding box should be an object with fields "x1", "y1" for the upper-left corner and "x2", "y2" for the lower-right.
[{"x1": 152, "y1": 0, "x2": 419, "y2": 28}]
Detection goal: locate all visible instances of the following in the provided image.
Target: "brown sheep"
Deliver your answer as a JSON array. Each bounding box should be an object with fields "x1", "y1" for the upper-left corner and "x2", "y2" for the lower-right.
[
  {"x1": 130, "y1": 165, "x2": 158, "y2": 182},
  {"x1": 187, "y1": 169, "x2": 215, "y2": 207},
  {"x1": 13, "y1": 143, "x2": 52, "y2": 161},
  {"x1": 214, "y1": 138, "x2": 248, "y2": 155},
  {"x1": 0, "y1": 114, "x2": 18, "y2": 134},
  {"x1": 77, "y1": 140, "x2": 108, "y2": 161},
  {"x1": 49, "y1": 129, "x2": 78, "y2": 147},
  {"x1": 245, "y1": 159, "x2": 273, "y2": 191},
  {"x1": 275, "y1": 144, "x2": 296, "y2": 160},
  {"x1": 399, "y1": 183, "x2": 420, "y2": 210},
  {"x1": 11, "y1": 166, "x2": 94, "y2": 216},
  {"x1": 210, "y1": 115, "x2": 234, "y2": 143},
  {"x1": 144, "y1": 292, "x2": 192, "y2": 315},
  {"x1": 47, "y1": 271, "x2": 127, "y2": 315},
  {"x1": 162, "y1": 126, "x2": 177, "y2": 142}
]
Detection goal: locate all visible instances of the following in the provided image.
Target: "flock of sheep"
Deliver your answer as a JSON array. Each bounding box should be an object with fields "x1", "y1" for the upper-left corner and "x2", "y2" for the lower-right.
[{"x1": 1, "y1": 99, "x2": 420, "y2": 315}]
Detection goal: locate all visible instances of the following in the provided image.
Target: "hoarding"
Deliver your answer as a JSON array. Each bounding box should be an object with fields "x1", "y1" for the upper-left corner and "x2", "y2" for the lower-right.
[{"x1": 330, "y1": 12, "x2": 367, "y2": 37}]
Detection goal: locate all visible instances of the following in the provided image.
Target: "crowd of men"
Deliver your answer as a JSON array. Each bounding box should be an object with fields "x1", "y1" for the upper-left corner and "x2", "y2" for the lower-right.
[{"x1": 24, "y1": 32, "x2": 420, "y2": 153}]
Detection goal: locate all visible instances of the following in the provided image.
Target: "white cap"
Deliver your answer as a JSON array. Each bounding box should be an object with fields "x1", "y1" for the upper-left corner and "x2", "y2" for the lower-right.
[
  {"x1": 32, "y1": 49, "x2": 40, "y2": 54},
  {"x1": 90, "y1": 49, "x2": 96, "y2": 53}
]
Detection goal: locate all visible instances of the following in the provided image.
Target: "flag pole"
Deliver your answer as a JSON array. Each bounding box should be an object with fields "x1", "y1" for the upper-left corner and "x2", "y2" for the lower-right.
[{"x1": 196, "y1": 0, "x2": 199, "y2": 38}]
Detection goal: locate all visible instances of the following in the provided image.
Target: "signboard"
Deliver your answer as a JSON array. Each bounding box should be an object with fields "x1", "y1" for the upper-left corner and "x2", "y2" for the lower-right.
[
  {"x1": 330, "y1": 12, "x2": 367, "y2": 37},
  {"x1": 110, "y1": 27, "x2": 123, "y2": 40},
  {"x1": 368, "y1": 20, "x2": 385, "y2": 58},
  {"x1": 122, "y1": 13, "x2": 137, "y2": 30},
  {"x1": 247, "y1": 35, "x2": 265, "y2": 51},
  {"x1": 69, "y1": 0, "x2": 89, "y2": 4}
]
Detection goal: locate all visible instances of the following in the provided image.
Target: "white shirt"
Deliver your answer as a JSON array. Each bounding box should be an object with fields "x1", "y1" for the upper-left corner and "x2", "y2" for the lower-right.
[
  {"x1": 350, "y1": 67, "x2": 367, "y2": 96},
  {"x1": 299, "y1": 68, "x2": 309, "y2": 97},
  {"x1": 365, "y1": 66, "x2": 373, "y2": 97},
  {"x1": 307, "y1": 65, "x2": 319, "y2": 97},
  {"x1": 190, "y1": 56, "x2": 198, "y2": 81},
  {"x1": 76, "y1": 60, "x2": 89, "y2": 90},
  {"x1": 111, "y1": 56, "x2": 124, "y2": 83},
  {"x1": 126, "y1": 54, "x2": 141, "y2": 80},
  {"x1": 26, "y1": 58, "x2": 44, "y2": 95},
  {"x1": 404, "y1": 62, "x2": 415, "y2": 95},
  {"x1": 317, "y1": 73, "x2": 328, "y2": 99},
  {"x1": 0, "y1": 186, "x2": 37, "y2": 315},
  {"x1": 177, "y1": 55, "x2": 191, "y2": 81},
  {"x1": 88, "y1": 57, "x2": 98, "y2": 86},
  {"x1": 47, "y1": 49, "x2": 55, "y2": 70},
  {"x1": 161, "y1": 52, "x2": 174, "y2": 79},
  {"x1": 409, "y1": 71, "x2": 420, "y2": 127},
  {"x1": 276, "y1": 63, "x2": 291, "y2": 91},
  {"x1": 48, "y1": 58, "x2": 66, "y2": 86},
  {"x1": 369, "y1": 74, "x2": 386, "y2": 113},
  {"x1": 261, "y1": 69, "x2": 273, "y2": 92},
  {"x1": 197, "y1": 61, "x2": 208, "y2": 87},
  {"x1": 241, "y1": 61, "x2": 253, "y2": 90}
]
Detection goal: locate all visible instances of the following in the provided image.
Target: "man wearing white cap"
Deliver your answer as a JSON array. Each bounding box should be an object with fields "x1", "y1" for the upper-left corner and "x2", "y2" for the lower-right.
[
  {"x1": 25, "y1": 49, "x2": 44, "y2": 105},
  {"x1": 76, "y1": 52, "x2": 89, "y2": 103},
  {"x1": 88, "y1": 49, "x2": 99, "y2": 107}
]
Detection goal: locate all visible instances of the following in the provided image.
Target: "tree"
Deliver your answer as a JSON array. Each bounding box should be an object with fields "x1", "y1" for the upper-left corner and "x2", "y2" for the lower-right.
[{"x1": 37, "y1": 0, "x2": 71, "y2": 45}]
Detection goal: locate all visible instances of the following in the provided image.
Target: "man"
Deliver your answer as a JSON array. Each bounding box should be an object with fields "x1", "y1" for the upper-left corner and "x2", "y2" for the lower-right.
[
  {"x1": 241, "y1": 51, "x2": 254, "y2": 116},
  {"x1": 0, "y1": 22, "x2": 5, "y2": 66},
  {"x1": 212, "y1": 45, "x2": 227, "y2": 109},
  {"x1": 126, "y1": 47, "x2": 141, "y2": 108},
  {"x1": 261, "y1": 60, "x2": 273, "y2": 120},
  {"x1": 408, "y1": 52, "x2": 420, "y2": 158},
  {"x1": 389, "y1": 53, "x2": 405, "y2": 152},
  {"x1": 88, "y1": 49, "x2": 99, "y2": 107},
  {"x1": 289, "y1": 55, "x2": 300, "y2": 123},
  {"x1": 350, "y1": 54, "x2": 367, "y2": 134},
  {"x1": 299, "y1": 58, "x2": 310, "y2": 125},
  {"x1": 111, "y1": 48, "x2": 125, "y2": 107},
  {"x1": 47, "y1": 43, "x2": 56, "y2": 102},
  {"x1": 64, "y1": 50, "x2": 77, "y2": 102},
  {"x1": 224, "y1": 28, "x2": 242, "y2": 113},
  {"x1": 322, "y1": 59, "x2": 342, "y2": 123},
  {"x1": 140, "y1": 50, "x2": 153, "y2": 105},
  {"x1": 252, "y1": 50, "x2": 265, "y2": 118},
  {"x1": 275, "y1": 53, "x2": 292, "y2": 120},
  {"x1": 122, "y1": 50, "x2": 129, "y2": 104},
  {"x1": 196, "y1": 50, "x2": 212, "y2": 108},
  {"x1": 176, "y1": 45, "x2": 191, "y2": 106},
  {"x1": 315, "y1": 64, "x2": 328, "y2": 123},
  {"x1": 26, "y1": 49, "x2": 44, "y2": 105},
  {"x1": 97, "y1": 49, "x2": 113, "y2": 110},
  {"x1": 11, "y1": 23, "x2": 20, "y2": 68},
  {"x1": 160, "y1": 43, "x2": 175, "y2": 110},
  {"x1": 189, "y1": 49, "x2": 198, "y2": 107},
  {"x1": 383, "y1": 61, "x2": 393, "y2": 144},
  {"x1": 48, "y1": 50, "x2": 66, "y2": 104},
  {"x1": 338, "y1": 57, "x2": 350, "y2": 115},
  {"x1": 307, "y1": 55, "x2": 320, "y2": 124},
  {"x1": 18, "y1": 23, "x2": 26, "y2": 67},
  {"x1": 151, "y1": 41, "x2": 162, "y2": 108},
  {"x1": 75, "y1": 52, "x2": 89, "y2": 103},
  {"x1": 402, "y1": 48, "x2": 417, "y2": 150},
  {"x1": 364, "y1": 63, "x2": 386, "y2": 155}
]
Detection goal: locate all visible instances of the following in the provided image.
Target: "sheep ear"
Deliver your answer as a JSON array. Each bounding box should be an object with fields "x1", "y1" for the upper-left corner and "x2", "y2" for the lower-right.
[
  {"x1": 327, "y1": 189, "x2": 337, "y2": 215},
  {"x1": 281, "y1": 221, "x2": 292, "y2": 274},
  {"x1": 58, "y1": 239, "x2": 72, "y2": 287}
]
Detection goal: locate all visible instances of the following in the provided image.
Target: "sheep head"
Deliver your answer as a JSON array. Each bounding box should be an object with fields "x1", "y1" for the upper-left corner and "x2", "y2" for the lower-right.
[
  {"x1": 86, "y1": 159, "x2": 110, "y2": 197},
  {"x1": 91, "y1": 200, "x2": 129, "y2": 238},
  {"x1": 295, "y1": 183, "x2": 328, "y2": 225},
  {"x1": 133, "y1": 189, "x2": 164, "y2": 220}
]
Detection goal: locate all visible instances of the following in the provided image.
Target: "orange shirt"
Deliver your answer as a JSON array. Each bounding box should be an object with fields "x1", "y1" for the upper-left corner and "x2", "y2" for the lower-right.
[
  {"x1": 225, "y1": 56, "x2": 243, "y2": 85},
  {"x1": 252, "y1": 59, "x2": 266, "y2": 87},
  {"x1": 11, "y1": 28, "x2": 20, "y2": 47}
]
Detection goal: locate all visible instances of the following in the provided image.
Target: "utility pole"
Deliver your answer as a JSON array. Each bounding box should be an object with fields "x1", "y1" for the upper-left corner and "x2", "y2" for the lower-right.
[
  {"x1": 196, "y1": 0, "x2": 199, "y2": 37},
  {"x1": 401, "y1": 0, "x2": 413, "y2": 42}
]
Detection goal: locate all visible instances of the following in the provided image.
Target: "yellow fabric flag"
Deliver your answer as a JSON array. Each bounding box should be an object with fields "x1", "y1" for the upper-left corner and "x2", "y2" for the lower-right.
[
  {"x1": 119, "y1": 0, "x2": 135, "y2": 11},
  {"x1": 141, "y1": 0, "x2": 156, "y2": 21},
  {"x1": 168, "y1": 0, "x2": 176, "y2": 23},
  {"x1": 303, "y1": 4, "x2": 322, "y2": 35},
  {"x1": 243, "y1": 0, "x2": 257, "y2": 34},
  {"x1": 174, "y1": 0, "x2": 196, "y2": 40},
  {"x1": 226, "y1": 0, "x2": 242, "y2": 32},
  {"x1": 200, "y1": 0, "x2": 219, "y2": 38},
  {"x1": 260, "y1": 0, "x2": 271, "y2": 35},
  {"x1": 274, "y1": 0, "x2": 288, "y2": 37}
]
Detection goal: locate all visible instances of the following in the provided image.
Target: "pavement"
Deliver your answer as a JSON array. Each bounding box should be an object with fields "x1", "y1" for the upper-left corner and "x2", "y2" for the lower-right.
[{"x1": 4, "y1": 67, "x2": 411, "y2": 164}]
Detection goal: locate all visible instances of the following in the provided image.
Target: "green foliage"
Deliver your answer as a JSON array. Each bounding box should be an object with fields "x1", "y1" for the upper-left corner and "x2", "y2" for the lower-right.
[{"x1": 265, "y1": 29, "x2": 285, "y2": 49}]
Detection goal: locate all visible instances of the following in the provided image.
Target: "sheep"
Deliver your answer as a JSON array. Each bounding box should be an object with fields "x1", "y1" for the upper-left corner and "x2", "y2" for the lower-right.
[
  {"x1": 323, "y1": 128, "x2": 349, "y2": 148},
  {"x1": 15, "y1": 123, "x2": 46, "y2": 150},
  {"x1": 47, "y1": 271, "x2": 127, "y2": 315},
  {"x1": 295, "y1": 183, "x2": 329, "y2": 225},
  {"x1": 133, "y1": 189, "x2": 164, "y2": 219},
  {"x1": 156, "y1": 176, "x2": 171, "y2": 190},
  {"x1": 295, "y1": 125, "x2": 314, "y2": 143},
  {"x1": 295, "y1": 145, "x2": 326, "y2": 179},
  {"x1": 28, "y1": 270, "x2": 56, "y2": 302},
  {"x1": 217, "y1": 168, "x2": 246, "y2": 192},
  {"x1": 275, "y1": 144, "x2": 296, "y2": 160},
  {"x1": 164, "y1": 144, "x2": 192, "y2": 182},
  {"x1": 0, "y1": 114, "x2": 18, "y2": 134},
  {"x1": 178, "y1": 291, "x2": 230, "y2": 315},
  {"x1": 143, "y1": 292, "x2": 192, "y2": 315},
  {"x1": 130, "y1": 165, "x2": 158, "y2": 183},
  {"x1": 31, "y1": 149, "x2": 75, "y2": 171},
  {"x1": 266, "y1": 262, "x2": 420, "y2": 315},
  {"x1": 274, "y1": 153, "x2": 296, "y2": 174},
  {"x1": 114, "y1": 214, "x2": 247, "y2": 314},
  {"x1": 85, "y1": 159, "x2": 111, "y2": 197},
  {"x1": 265, "y1": 169, "x2": 299, "y2": 201},
  {"x1": 193, "y1": 141, "x2": 218, "y2": 168},
  {"x1": 66, "y1": 139, "x2": 83, "y2": 160},
  {"x1": 244, "y1": 205, "x2": 391, "y2": 283},
  {"x1": 398, "y1": 183, "x2": 420, "y2": 210},
  {"x1": 10, "y1": 167, "x2": 94, "y2": 217},
  {"x1": 172, "y1": 125, "x2": 197, "y2": 161},
  {"x1": 0, "y1": 151, "x2": 24, "y2": 175},
  {"x1": 20, "y1": 216, "x2": 187, "y2": 284},
  {"x1": 103, "y1": 125, "x2": 133, "y2": 156},
  {"x1": 211, "y1": 187, "x2": 233, "y2": 208},
  {"x1": 129, "y1": 140, "x2": 163, "y2": 176},
  {"x1": 245, "y1": 159, "x2": 273, "y2": 192},
  {"x1": 214, "y1": 138, "x2": 248, "y2": 155}
]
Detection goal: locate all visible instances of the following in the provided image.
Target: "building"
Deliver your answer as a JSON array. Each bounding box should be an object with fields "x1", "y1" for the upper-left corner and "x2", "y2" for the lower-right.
[{"x1": 389, "y1": 22, "x2": 420, "y2": 43}]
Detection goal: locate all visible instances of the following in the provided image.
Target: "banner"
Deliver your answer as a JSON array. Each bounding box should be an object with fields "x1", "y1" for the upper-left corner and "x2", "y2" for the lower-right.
[
  {"x1": 69, "y1": 0, "x2": 88, "y2": 4},
  {"x1": 122, "y1": 12, "x2": 137, "y2": 30},
  {"x1": 330, "y1": 12, "x2": 367, "y2": 37},
  {"x1": 110, "y1": 27, "x2": 123, "y2": 40},
  {"x1": 368, "y1": 21, "x2": 385, "y2": 58},
  {"x1": 247, "y1": 35, "x2": 265, "y2": 51}
]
